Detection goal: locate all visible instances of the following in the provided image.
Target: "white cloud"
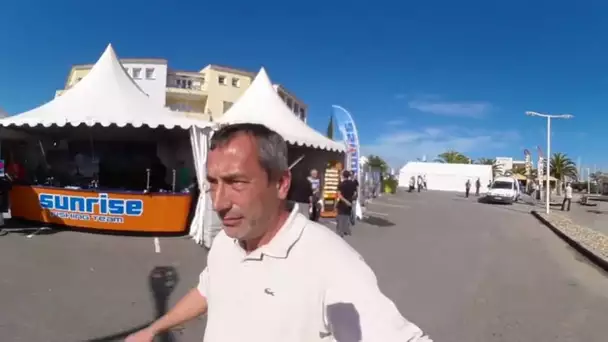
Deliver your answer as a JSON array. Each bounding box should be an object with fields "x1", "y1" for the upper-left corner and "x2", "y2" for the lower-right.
[
  {"x1": 408, "y1": 99, "x2": 491, "y2": 118},
  {"x1": 386, "y1": 119, "x2": 407, "y2": 126},
  {"x1": 361, "y1": 126, "x2": 520, "y2": 168}
]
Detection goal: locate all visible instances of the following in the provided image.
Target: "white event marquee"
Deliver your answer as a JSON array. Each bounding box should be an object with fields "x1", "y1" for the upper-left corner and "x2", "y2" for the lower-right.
[
  {"x1": 0, "y1": 44, "x2": 207, "y2": 129},
  {"x1": 218, "y1": 67, "x2": 345, "y2": 152}
]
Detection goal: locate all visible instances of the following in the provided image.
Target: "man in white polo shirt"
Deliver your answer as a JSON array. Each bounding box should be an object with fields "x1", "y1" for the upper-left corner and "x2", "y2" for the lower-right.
[{"x1": 126, "y1": 123, "x2": 432, "y2": 342}]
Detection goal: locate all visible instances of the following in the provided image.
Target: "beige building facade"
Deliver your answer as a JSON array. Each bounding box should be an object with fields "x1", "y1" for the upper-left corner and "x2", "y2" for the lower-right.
[{"x1": 56, "y1": 60, "x2": 307, "y2": 122}]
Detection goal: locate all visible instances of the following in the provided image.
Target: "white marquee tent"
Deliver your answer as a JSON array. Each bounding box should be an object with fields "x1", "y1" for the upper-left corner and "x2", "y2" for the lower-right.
[
  {"x1": 0, "y1": 44, "x2": 206, "y2": 130},
  {"x1": 218, "y1": 67, "x2": 345, "y2": 152},
  {"x1": 196, "y1": 67, "x2": 346, "y2": 247},
  {"x1": 399, "y1": 162, "x2": 493, "y2": 193},
  {"x1": 0, "y1": 44, "x2": 214, "y2": 246}
]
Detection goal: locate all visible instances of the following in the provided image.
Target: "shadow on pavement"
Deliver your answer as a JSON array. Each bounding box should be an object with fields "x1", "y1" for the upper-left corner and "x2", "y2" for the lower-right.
[
  {"x1": 1, "y1": 219, "x2": 65, "y2": 236},
  {"x1": 362, "y1": 216, "x2": 395, "y2": 227},
  {"x1": 587, "y1": 209, "x2": 608, "y2": 215},
  {"x1": 85, "y1": 266, "x2": 179, "y2": 342}
]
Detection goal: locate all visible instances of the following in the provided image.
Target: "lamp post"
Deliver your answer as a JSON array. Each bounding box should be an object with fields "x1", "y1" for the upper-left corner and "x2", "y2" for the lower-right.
[
  {"x1": 525, "y1": 111, "x2": 574, "y2": 214},
  {"x1": 587, "y1": 167, "x2": 591, "y2": 195}
]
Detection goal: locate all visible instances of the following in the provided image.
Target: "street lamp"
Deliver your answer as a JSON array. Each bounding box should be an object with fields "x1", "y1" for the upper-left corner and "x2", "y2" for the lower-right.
[{"x1": 525, "y1": 111, "x2": 574, "y2": 214}]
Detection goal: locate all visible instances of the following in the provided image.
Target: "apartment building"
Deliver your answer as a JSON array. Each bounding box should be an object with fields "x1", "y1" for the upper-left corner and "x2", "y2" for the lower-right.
[{"x1": 56, "y1": 60, "x2": 307, "y2": 122}]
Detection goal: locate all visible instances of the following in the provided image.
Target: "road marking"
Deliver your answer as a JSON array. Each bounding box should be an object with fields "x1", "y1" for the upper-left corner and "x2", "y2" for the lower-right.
[
  {"x1": 154, "y1": 237, "x2": 161, "y2": 253},
  {"x1": 26, "y1": 227, "x2": 51, "y2": 238},
  {"x1": 364, "y1": 210, "x2": 389, "y2": 216}
]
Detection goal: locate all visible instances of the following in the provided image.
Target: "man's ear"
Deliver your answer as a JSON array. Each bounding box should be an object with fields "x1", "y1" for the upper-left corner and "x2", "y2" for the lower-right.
[{"x1": 277, "y1": 170, "x2": 292, "y2": 200}]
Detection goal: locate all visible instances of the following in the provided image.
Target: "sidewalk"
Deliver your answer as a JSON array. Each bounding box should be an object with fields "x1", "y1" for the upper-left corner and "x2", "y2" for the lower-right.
[
  {"x1": 559, "y1": 198, "x2": 608, "y2": 237},
  {"x1": 530, "y1": 193, "x2": 608, "y2": 271}
]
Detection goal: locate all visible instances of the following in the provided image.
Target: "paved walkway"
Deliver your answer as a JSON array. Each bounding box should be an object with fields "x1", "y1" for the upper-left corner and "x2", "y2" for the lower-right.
[
  {"x1": 1, "y1": 191, "x2": 608, "y2": 341},
  {"x1": 558, "y1": 198, "x2": 608, "y2": 236}
]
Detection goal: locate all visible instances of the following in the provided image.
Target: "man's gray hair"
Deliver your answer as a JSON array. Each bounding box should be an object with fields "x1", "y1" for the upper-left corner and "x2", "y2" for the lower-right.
[{"x1": 210, "y1": 123, "x2": 289, "y2": 181}]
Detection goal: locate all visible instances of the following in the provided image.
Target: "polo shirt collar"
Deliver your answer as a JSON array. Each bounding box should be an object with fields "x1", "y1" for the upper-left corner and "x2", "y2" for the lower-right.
[{"x1": 238, "y1": 203, "x2": 306, "y2": 260}]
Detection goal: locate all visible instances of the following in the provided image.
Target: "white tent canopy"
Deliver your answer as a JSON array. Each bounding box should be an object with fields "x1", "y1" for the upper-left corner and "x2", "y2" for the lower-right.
[
  {"x1": 218, "y1": 68, "x2": 345, "y2": 152},
  {"x1": 399, "y1": 162, "x2": 493, "y2": 193},
  {"x1": 0, "y1": 44, "x2": 209, "y2": 130}
]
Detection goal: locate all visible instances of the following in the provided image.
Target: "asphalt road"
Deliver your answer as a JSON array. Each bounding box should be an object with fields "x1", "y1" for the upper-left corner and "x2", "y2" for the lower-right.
[{"x1": 1, "y1": 190, "x2": 608, "y2": 341}]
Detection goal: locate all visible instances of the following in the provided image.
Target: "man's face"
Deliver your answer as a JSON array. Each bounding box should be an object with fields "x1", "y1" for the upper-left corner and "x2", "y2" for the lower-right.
[
  {"x1": 310, "y1": 169, "x2": 318, "y2": 178},
  {"x1": 206, "y1": 133, "x2": 290, "y2": 240}
]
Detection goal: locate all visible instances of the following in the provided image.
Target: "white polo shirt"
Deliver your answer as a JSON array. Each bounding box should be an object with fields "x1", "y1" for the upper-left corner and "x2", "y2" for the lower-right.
[{"x1": 198, "y1": 204, "x2": 432, "y2": 342}]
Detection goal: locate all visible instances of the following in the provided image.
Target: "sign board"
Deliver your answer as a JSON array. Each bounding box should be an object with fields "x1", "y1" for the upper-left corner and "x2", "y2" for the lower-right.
[
  {"x1": 344, "y1": 122, "x2": 359, "y2": 177},
  {"x1": 9, "y1": 185, "x2": 192, "y2": 233}
]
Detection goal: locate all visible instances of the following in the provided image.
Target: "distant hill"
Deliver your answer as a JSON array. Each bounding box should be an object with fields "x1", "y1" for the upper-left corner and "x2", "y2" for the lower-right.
[{"x1": 0, "y1": 108, "x2": 7, "y2": 118}]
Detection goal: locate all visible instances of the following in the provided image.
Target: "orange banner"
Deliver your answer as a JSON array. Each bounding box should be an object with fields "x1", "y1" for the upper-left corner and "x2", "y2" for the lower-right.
[{"x1": 9, "y1": 185, "x2": 192, "y2": 233}]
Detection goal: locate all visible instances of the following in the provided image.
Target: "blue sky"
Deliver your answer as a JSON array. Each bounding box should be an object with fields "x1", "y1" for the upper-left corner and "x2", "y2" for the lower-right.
[{"x1": 1, "y1": 1, "x2": 607, "y2": 169}]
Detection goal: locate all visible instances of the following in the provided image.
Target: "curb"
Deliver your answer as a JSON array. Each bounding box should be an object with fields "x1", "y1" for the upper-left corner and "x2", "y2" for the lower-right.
[{"x1": 531, "y1": 210, "x2": 608, "y2": 273}]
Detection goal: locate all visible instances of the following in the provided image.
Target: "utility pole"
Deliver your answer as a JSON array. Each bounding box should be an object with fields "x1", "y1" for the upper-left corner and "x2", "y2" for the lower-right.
[
  {"x1": 587, "y1": 168, "x2": 591, "y2": 194},
  {"x1": 525, "y1": 111, "x2": 574, "y2": 214}
]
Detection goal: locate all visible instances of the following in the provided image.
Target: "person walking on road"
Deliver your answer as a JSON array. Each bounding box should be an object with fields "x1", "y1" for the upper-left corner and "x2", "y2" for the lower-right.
[
  {"x1": 562, "y1": 182, "x2": 573, "y2": 211},
  {"x1": 475, "y1": 177, "x2": 481, "y2": 196},
  {"x1": 125, "y1": 123, "x2": 432, "y2": 342},
  {"x1": 465, "y1": 179, "x2": 471, "y2": 198},
  {"x1": 307, "y1": 168, "x2": 321, "y2": 221},
  {"x1": 337, "y1": 170, "x2": 357, "y2": 236}
]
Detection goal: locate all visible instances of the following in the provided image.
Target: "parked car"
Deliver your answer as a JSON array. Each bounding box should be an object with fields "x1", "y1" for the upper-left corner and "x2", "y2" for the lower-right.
[{"x1": 485, "y1": 176, "x2": 520, "y2": 204}]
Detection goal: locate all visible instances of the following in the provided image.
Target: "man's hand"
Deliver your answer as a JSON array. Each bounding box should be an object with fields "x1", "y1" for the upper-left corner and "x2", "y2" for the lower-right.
[{"x1": 125, "y1": 327, "x2": 156, "y2": 342}]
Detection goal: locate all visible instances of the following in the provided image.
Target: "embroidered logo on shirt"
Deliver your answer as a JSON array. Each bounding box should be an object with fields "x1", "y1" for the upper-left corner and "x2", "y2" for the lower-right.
[
  {"x1": 319, "y1": 331, "x2": 332, "y2": 338},
  {"x1": 264, "y1": 288, "x2": 275, "y2": 296}
]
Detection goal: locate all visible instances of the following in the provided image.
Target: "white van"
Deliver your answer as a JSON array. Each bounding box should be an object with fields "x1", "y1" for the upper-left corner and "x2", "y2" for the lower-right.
[{"x1": 486, "y1": 176, "x2": 520, "y2": 204}]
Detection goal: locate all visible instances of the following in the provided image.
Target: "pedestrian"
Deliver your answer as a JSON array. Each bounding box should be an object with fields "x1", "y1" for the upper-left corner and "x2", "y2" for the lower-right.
[
  {"x1": 307, "y1": 168, "x2": 321, "y2": 221},
  {"x1": 423, "y1": 174, "x2": 427, "y2": 190},
  {"x1": 562, "y1": 182, "x2": 573, "y2": 211},
  {"x1": 125, "y1": 123, "x2": 432, "y2": 342},
  {"x1": 350, "y1": 173, "x2": 360, "y2": 225},
  {"x1": 475, "y1": 177, "x2": 481, "y2": 196},
  {"x1": 287, "y1": 170, "x2": 313, "y2": 218},
  {"x1": 336, "y1": 170, "x2": 357, "y2": 236},
  {"x1": 409, "y1": 176, "x2": 415, "y2": 192},
  {"x1": 417, "y1": 175, "x2": 422, "y2": 192},
  {"x1": 465, "y1": 179, "x2": 471, "y2": 198}
]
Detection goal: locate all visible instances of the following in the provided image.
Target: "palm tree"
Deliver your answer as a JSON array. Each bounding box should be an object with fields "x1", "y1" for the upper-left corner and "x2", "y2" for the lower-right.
[
  {"x1": 435, "y1": 150, "x2": 470, "y2": 164},
  {"x1": 476, "y1": 158, "x2": 502, "y2": 178},
  {"x1": 367, "y1": 155, "x2": 389, "y2": 173},
  {"x1": 511, "y1": 165, "x2": 526, "y2": 175},
  {"x1": 550, "y1": 152, "x2": 578, "y2": 195}
]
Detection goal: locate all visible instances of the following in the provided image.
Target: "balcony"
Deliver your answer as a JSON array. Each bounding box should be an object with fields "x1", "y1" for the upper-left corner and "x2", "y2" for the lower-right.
[{"x1": 166, "y1": 74, "x2": 207, "y2": 98}]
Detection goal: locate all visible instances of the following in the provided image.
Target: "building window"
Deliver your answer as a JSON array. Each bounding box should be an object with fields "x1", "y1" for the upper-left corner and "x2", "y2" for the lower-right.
[
  {"x1": 176, "y1": 78, "x2": 193, "y2": 89},
  {"x1": 293, "y1": 103, "x2": 299, "y2": 114},
  {"x1": 145, "y1": 68, "x2": 155, "y2": 79},
  {"x1": 132, "y1": 68, "x2": 142, "y2": 79},
  {"x1": 286, "y1": 98, "x2": 293, "y2": 109},
  {"x1": 124, "y1": 68, "x2": 130, "y2": 75},
  {"x1": 231, "y1": 77, "x2": 240, "y2": 87},
  {"x1": 223, "y1": 101, "x2": 234, "y2": 113},
  {"x1": 278, "y1": 92, "x2": 285, "y2": 100},
  {"x1": 299, "y1": 108, "x2": 306, "y2": 120},
  {"x1": 218, "y1": 75, "x2": 226, "y2": 85}
]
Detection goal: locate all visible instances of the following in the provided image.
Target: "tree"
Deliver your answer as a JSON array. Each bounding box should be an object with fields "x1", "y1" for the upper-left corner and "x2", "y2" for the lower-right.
[
  {"x1": 326, "y1": 115, "x2": 334, "y2": 139},
  {"x1": 476, "y1": 158, "x2": 502, "y2": 178},
  {"x1": 511, "y1": 165, "x2": 526, "y2": 175},
  {"x1": 435, "y1": 150, "x2": 470, "y2": 164},
  {"x1": 367, "y1": 155, "x2": 389, "y2": 173},
  {"x1": 550, "y1": 152, "x2": 578, "y2": 195}
]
